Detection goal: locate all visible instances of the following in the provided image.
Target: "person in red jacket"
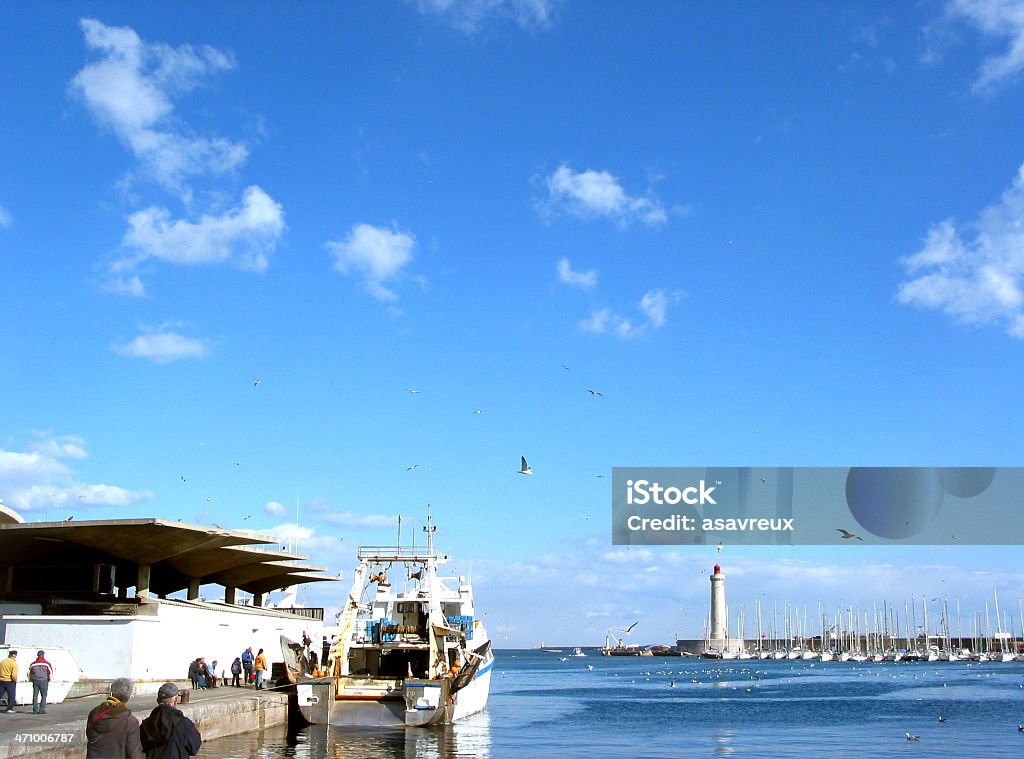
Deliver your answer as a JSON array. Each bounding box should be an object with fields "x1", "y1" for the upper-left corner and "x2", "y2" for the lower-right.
[{"x1": 28, "y1": 650, "x2": 53, "y2": 714}]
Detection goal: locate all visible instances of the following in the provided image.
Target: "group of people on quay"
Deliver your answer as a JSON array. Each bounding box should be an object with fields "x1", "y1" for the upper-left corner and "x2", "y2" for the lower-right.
[
  {"x1": 0, "y1": 649, "x2": 54, "y2": 714},
  {"x1": 187, "y1": 646, "x2": 268, "y2": 690},
  {"x1": 85, "y1": 679, "x2": 201, "y2": 759}
]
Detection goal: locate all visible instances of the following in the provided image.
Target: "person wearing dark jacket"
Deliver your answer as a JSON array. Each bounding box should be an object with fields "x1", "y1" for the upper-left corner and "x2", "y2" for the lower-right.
[
  {"x1": 230, "y1": 657, "x2": 242, "y2": 687},
  {"x1": 140, "y1": 682, "x2": 201, "y2": 759},
  {"x1": 86, "y1": 677, "x2": 143, "y2": 759},
  {"x1": 186, "y1": 659, "x2": 205, "y2": 690},
  {"x1": 28, "y1": 650, "x2": 53, "y2": 714}
]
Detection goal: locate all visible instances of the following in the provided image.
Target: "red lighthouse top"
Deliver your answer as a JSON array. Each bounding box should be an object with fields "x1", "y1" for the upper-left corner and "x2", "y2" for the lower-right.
[{"x1": 713, "y1": 564, "x2": 721, "y2": 574}]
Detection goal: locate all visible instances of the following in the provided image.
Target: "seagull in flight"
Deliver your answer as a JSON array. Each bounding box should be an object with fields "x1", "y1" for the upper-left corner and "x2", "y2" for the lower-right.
[
  {"x1": 587, "y1": 389, "x2": 603, "y2": 396},
  {"x1": 625, "y1": 621, "x2": 638, "y2": 634},
  {"x1": 253, "y1": 378, "x2": 261, "y2": 387},
  {"x1": 406, "y1": 388, "x2": 421, "y2": 394},
  {"x1": 407, "y1": 464, "x2": 419, "y2": 471},
  {"x1": 716, "y1": 541, "x2": 724, "y2": 555},
  {"x1": 518, "y1": 456, "x2": 533, "y2": 475},
  {"x1": 837, "y1": 528, "x2": 863, "y2": 541}
]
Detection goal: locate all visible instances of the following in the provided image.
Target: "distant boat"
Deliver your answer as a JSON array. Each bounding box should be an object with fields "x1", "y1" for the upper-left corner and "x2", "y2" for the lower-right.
[{"x1": 570, "y1": 647, "x2": 587, "y2": 657}]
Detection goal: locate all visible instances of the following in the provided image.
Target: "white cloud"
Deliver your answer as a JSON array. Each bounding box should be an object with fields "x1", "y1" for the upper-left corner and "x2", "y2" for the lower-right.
[
  {"x1": 0, "y1": 205, "x2": 11, "y2": 227},
  {"x1": 328, "y1": 223, "x2": 416, "y2": 301},
  {"x1": 555, "y1": 257, "x2": 597, "y2": 289},
  {"x1": 117, "y1": 185, "x2": 284, "y2": 273},
  {"x1": 264, "y1": 500, "x2": 286, "y2": 517},
  {"x1": 28, "y1": 435, "x2": 88, "y2": 461},
  {"x1": 70, "y1": 18, "x2": 246, "y2": 193},
  {"x1": 265, "y1": 522, "x2": 345, "y2": 555},
  {"x1": 415, "y1": 0, "x2": 556, "y2": 33},
  {"x1": 104, "y1": 275, "x2": 147, "y2": 297},
  {"x1": 0, "y1": 437, "x2": 154, "y2": 513},
  {"x1": 897, "y1": 161, "x2": 1024, "y2": 337},
  {"x1": 320, "y1": 510, "x2": 398, "y2": 529},
  {"x1": 579, "y1": 289, "x2": 680, "y2": 339},
  {"x1": 543, "y1": 165, "x2": 667, "y2": 227},
  {"x1": 640, "y1": 288, "x2": 671, "y2": 327},
  {"x1": 112, "y1": 328, "x2": 210, "y2": 363},
  {"x1": 946, "y1": 0, "x2": 1024, "y2": 92}
]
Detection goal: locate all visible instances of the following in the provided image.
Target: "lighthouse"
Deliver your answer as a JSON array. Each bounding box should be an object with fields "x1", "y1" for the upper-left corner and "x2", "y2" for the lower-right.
[{"x1": 709, "y1": 564, "x2": 727, "y2": 653}]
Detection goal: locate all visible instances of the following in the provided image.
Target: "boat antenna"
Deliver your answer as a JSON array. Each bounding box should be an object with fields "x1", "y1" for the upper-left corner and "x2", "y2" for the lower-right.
[
  {"x1": 397, "y1": 514, "x2": 402, "y2": 548},
  {"x1": 423, "y1": 504, "x2": 435, "y2": 556},
  {"x1": 292, "y1": 488, "x2": 300, "y2": 554}
]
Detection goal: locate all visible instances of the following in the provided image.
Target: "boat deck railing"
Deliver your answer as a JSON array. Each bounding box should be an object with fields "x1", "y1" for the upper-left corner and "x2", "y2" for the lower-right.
[{"x1": 357, "y1": 545, "x2": 447, "y2": 562}]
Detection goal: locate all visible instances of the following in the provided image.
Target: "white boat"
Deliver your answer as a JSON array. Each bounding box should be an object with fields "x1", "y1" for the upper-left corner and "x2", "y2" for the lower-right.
[
  {"x1": 570, "y1": 647, "x2": 587, "y2": 657},
  {"x1": 289, "y1": 515, "x2": 493, "y2": 727},
  {"x1": 0, "y1": 644, "x2": 84, "y2": 706}
]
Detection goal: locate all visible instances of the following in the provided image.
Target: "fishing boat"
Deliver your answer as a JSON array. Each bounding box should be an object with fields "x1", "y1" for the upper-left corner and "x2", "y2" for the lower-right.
[
  {"x1": 569, "y1": 647, "x2": 587, "y2": 657},
  {"x1": 287, "y1": 515, "x2": 493, "y2": 727}
]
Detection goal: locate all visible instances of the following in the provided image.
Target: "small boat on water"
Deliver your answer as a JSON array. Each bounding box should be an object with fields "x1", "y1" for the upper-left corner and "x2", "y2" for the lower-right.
[
  {"x1": 285, "y1": 514, "x2": 493, "y2": 727},
  {"x1": 570, "y1": 647, "x2": 587, "y2": 657}
]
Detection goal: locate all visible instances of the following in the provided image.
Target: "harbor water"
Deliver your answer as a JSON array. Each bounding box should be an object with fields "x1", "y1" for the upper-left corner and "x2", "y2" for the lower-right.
[{"x1": 200, "y1": 650, "x2": 1024, "y2": 758}]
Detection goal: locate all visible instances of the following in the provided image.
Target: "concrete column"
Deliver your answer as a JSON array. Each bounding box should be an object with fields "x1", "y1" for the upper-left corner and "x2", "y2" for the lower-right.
[
  {"x1": 224, "y1": 587, "x2": 236, "y2": 605},
  {"x1": 187, "y1": 579, "x2": 200, "y2": 600},
  {"x1": 137, "y1": 564, "x2": 151, "y2": 598}
]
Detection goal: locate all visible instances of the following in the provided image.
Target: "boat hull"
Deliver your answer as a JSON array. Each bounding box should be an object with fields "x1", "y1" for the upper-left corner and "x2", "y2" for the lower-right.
[{"x1": 294, "y1": 650, "x2": 492, "y2": 727}]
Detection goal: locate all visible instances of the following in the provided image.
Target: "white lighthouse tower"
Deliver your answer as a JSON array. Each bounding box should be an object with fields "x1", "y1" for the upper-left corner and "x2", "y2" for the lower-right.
[{"x1": 709, "y1": 563, "x2": 727, "y2": 653}]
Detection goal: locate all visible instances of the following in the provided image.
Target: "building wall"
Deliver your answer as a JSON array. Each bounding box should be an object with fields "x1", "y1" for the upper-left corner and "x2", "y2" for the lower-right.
[{"x1": 1, "y1": 599, "x2": 323, "y2": 693}]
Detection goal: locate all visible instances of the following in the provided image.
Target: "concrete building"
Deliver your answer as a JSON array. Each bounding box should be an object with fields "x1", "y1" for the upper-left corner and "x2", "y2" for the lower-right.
[{"x1": 0, "y1": 517, "x2": 338, "y2": 695}]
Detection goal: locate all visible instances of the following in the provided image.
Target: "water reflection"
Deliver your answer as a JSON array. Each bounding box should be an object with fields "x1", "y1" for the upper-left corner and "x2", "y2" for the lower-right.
[{"x1": 201, "y1": 710, "x2": 491, "y2": 759}]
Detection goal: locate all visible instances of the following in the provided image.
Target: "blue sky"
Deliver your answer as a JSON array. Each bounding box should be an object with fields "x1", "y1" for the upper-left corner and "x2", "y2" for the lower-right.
[{"x1": 2, "y1": 1, "x2": 1024, "y2": 646}]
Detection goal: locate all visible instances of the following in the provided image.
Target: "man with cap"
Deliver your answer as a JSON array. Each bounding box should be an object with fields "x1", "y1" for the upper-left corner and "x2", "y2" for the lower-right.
[
  {"x1": 86, "y1": 677, "x2": 143, "y2": 758},
  {"x1": 28, "y1": 650, "x2": 53, "y2": 714},
  {"x1": 140, "y1": 682, "x2": 201, "y2": 759},
  {"x1": 0, "y1": 650, "x2": 17, "y2": 713}
]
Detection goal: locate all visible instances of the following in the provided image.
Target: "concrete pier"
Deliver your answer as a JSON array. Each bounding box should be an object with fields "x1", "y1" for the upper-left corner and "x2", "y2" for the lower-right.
[{"x1": 0, "y1": 683, "x2": 289, "y2": 759}]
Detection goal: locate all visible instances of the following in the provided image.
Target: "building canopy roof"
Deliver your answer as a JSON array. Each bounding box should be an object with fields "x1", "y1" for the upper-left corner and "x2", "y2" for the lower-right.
[{"x1": 0, "y1": 518, "x2": 337, "y2": 597}]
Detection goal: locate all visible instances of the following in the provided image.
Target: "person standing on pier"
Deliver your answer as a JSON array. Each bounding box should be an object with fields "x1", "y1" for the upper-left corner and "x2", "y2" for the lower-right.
[
  {"x1": 140, "y1": 682, "x2": 201, "y2": 759},
  {"x1": 254, "y1": 648, "x2": 268, "y2": 689},
  {"x1": 28, "y1": 650, "x2": 53, "y2": 714},
  {"x1": 241, "y1": 647, "x2": 254, "y2": 685},
  {"x1": 0, "y1": 650, "x2": 17, "y2": 713},
  {"x1": 230, "y1": 657, "x2": 242, "y2": 687},
  {"x1": 86, "y1": 677, "x2": 143, "y2": 759}
]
